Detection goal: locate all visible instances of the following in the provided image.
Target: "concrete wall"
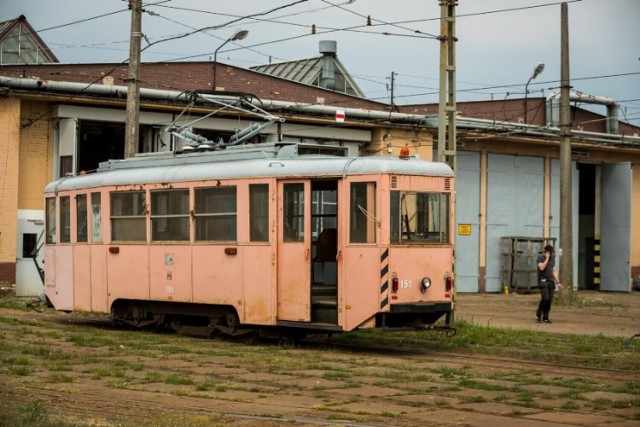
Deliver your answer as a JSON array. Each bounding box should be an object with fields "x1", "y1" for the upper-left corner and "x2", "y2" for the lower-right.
[{"x1": 632, "y1": 164, "x2": 640, "y2": 282}]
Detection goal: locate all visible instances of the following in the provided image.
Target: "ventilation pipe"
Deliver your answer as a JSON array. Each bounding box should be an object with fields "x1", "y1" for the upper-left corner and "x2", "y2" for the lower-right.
[
  {"x1": 546, "y1": 91, "x2": 619, "y2": 134},
  {"x1": 319, "y1": 40, "x2": 337, "y2": 90}
]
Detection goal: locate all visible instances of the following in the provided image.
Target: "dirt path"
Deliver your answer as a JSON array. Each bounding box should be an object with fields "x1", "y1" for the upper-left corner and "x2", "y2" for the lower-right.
[
  {"x1": 456, "y1": 290, "x2": 640, "y2": 339},
  {"x1": 1, "y1": 291, "x2": 639, "y2": 427}
]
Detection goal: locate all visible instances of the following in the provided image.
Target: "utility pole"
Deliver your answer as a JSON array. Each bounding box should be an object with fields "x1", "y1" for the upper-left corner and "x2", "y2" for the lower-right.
[
  {"x1": 559, "y1": 2, "x2": 574, "y2": 298},
  {"x1": 390, "y1": 71, "x2": 396, "y2": 108},
  {"x1": 437, "y1": 0, "x2": 457, "y2": 171},
  {"x1": 124, "y1": 0, "x2": 142, "y2": 158}
]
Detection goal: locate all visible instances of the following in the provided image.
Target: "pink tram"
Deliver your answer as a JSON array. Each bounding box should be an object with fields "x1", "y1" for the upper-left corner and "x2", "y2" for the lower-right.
[{"x1": 44, "y1": 143, "x2": 455, "y2": 337}]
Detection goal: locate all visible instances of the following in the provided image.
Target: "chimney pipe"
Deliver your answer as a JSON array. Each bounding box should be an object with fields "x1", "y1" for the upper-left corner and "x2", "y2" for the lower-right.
[{"x1": 319, "y1": 40, "x2": 337, "y2": 90}]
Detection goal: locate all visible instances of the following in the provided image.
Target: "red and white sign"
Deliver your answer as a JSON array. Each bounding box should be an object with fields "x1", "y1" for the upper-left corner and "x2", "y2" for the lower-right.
[{"x1": 335, "y1": 109, "x2": 345, "y2": 122}]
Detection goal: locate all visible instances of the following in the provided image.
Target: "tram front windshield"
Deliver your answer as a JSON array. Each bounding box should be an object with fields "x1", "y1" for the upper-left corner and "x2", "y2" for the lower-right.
[{"x1": 390, "y1": 191, "x2": 450, "y2": 244}]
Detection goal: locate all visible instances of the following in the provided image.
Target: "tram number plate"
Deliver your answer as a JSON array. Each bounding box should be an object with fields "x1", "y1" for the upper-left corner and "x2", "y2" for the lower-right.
[
  {"x1": 166, "y1": 285, "x2": 174, "y2": 294},
  {"x1": 400, "y1": 279, "x2": 412, "y2": 289}
]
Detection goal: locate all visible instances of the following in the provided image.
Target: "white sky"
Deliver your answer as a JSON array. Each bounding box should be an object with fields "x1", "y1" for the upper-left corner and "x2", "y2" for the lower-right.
[{"x1": 1, "y1": 0, "x2": 639, "y2": 125}]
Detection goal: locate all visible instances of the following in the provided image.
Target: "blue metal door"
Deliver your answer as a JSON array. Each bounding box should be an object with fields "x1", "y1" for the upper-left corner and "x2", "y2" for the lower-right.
[
  {"x1": 455, "y1": 151, "x2": 480, "y2": 292},
  {"x1": 600, "y1": 163, "x2": 631, "y2": 292}
]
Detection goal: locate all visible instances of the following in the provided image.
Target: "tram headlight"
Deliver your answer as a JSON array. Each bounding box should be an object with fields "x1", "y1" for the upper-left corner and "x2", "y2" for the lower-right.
[{"x1": 420, "y1": 277, "x2": 431, "y2": 294}]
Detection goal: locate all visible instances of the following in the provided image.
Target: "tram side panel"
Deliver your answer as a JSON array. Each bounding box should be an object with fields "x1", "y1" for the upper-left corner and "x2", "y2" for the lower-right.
[
  {"x1": 46, "y1": 245, "x2": 74, "y2": 311},
  {"x1": 90, "y1": 245, "x2": 109, "y2": 313},
  {"x1": 242, "y1": 245, "x2": 276, "y2": 325},
  {"x1": 107, "y1": 245, "x2": 150, "y2": 304},
  {"x1": 149, "y1": 246, "x2": 193, "y2": 303},
  {"x1": 72, "y1": 245, "x2": 92, "y2": 311},
  {"x1": 192, "y1": 246, "x2": 243, "y2": 309}
]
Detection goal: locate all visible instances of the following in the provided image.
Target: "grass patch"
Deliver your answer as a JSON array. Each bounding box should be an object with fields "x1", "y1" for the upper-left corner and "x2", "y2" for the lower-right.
[
  {"x1": 0, "y1": 398, "x2": 74, "y2": 427},
  {"x1": 164, "y1": 374, "x2": 194, "y2": 385},
  {"x1": 332, "y1": 320, "x2": 640, "y2": 371},
  {"x1": 49, "y1": 372, "x2": 74, "y2": 383},
  {"x1": 555, "y1": 294, "x2": 625, "y2": 308}
]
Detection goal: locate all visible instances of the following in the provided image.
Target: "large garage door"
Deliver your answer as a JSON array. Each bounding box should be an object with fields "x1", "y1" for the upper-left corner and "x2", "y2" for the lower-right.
[
  {"x1": 486, "y1": 155, "x2": 544, "y2": 292},
  {"x1": 455, "y1": 151, "x2": 480, "y2": 292},
  {"x1": 600, "y1": 163, "x2": 631, "y2": 292}
]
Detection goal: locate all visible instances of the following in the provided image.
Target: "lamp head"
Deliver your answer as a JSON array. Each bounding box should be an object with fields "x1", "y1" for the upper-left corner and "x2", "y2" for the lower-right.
[
  {"x1": 531, "y1": 62, "x2": 545, "y2": 80},
  {"x1": 230, "y1": 29, "x2": 249, "y2": 41}
]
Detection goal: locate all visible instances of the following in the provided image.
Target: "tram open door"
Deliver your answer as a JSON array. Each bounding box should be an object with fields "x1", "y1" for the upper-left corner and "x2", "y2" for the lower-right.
[{"x1": 277, "y1": 179, "x2": 339, "y2": 325}]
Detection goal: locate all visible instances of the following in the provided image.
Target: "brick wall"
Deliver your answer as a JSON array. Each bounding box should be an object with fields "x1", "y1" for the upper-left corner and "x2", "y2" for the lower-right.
[
  {"x1": 19, "y1": 100, "x2": 52, "y2": 210},
  {"x1": 0, "y1": 263, "x2": 16, "y2": 284},
  {"x1": 0, "y1": 97, "x2": 21, "y2": 281}
]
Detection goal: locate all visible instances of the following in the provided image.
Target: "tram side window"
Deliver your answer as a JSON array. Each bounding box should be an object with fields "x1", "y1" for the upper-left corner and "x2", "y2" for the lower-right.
[
  {"x1": 151, "y1": 189, "x2": 189, "y2": 241},
  {"x1": 350, "y1": 182, "x2": 376, "y2": 243},
  {"x1": 390, "y1": 191, "x2": 450, "y2": 244},
  {"x1": 60, "y1": 196, "x2": 71, "y2": 243},
  {"x1": 111, "y1": 191, "x2": 147, "y2": 242},
  {"x1": 250, "y1": 184, "x2": 269, "y2": 242},
  {"x1": 195, "y1": 186, "x2": 237, "y2": 241},
  {"x1": 76, "y1": 194, "x2": 88, "y2": 242},
  {"x1": 45, "y1": 197, "x2": 56, "y2": 244},
  {"x1": 91, "y1": 192, "x2": 102, "y2": 243},
  {"x1": 283, "y1": 183, "x2": 304, "y2": 242}
]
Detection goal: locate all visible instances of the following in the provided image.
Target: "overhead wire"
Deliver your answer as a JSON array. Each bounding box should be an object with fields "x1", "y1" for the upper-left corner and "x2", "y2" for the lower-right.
[{"x1": 4, "y1": 0, "x2": 638, "y2": 126}]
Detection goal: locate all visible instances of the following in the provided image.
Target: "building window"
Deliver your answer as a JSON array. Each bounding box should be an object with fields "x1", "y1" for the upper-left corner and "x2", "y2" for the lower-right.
[
  {"x1": 46, "y1": 197, "x2": 56, "y2": 244},
  {"x1": 151, "y1": 189, "x2": 189, "y2": 241},
  {"x1": 76, "y1": 194, "x2": 88, "y2": 243},
  {"x1": 390, "y1": 191, "x2": 450, "y2": 244},
  {"x1": 22, "y1": 233, "x2": 37, "y2": 258},
  {"x1": 350, "y1": 182, "x2": 376, "y2": 244},
  {"x1": 60, "y1": 196, "x2": 71, "y2": 243},
  {"x1": 194, "y1": 186, "x2": 237, "y2": 242},
  {"x1": 249, "y1": 184, "x2": 269, "y2": 242},
  {"x1": 91, "y1": 192, "x2": 102, "y2": 243},
  {"x1": 110, "y1": 191, "x2": 147, "y2": 242}
]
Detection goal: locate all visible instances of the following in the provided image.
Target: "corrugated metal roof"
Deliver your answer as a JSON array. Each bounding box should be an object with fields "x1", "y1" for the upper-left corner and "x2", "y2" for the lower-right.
[{"x1": 251, "y1": 55, "x2": 365, "y2": 98}]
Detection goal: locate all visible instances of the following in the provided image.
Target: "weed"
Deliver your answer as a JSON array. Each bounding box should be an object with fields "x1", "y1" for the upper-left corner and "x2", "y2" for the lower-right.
[
  {"x1": 562, "y1": 400, "x2": 580, "y2": 410},
  {"x1": 49, "y1": 372, "x2": 74, "y2": 383},
  {"x1": 9, "y1": 365, "x2": 32, "y2": 376},
  {"x1": 164, "y1": 374, "x2": 194, "y2": 385},
  {"x1": 461, "y1": 395, "x2": 487, "y2": 403}
]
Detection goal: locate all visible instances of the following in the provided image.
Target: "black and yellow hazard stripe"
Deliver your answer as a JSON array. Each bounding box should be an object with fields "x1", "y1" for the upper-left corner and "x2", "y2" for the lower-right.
[
  {"x1": 380, "y1": 248, "x2": 389, "y2": 309},
  {"x1": 593, "y1": 234, "x2": 600, "y2": 288}
]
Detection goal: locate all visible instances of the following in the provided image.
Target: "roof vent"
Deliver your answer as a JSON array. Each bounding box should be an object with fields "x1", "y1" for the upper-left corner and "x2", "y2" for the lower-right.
[
  {"x1": 319, "y1": 41, "x2": 337, "y2": 90},
  {"x1": 319, "y1": 40, "x2": 337, "y2": 56}
]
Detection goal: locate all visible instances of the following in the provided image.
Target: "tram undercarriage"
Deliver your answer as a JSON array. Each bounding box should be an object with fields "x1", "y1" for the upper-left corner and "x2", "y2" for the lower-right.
[{"x1": 110, "y1": 299, "x2": 454, "y2": 339}]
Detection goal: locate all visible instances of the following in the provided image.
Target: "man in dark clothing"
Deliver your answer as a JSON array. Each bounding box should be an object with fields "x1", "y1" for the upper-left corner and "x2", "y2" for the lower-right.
[{"x1": 536, "y1": 245, "x2": 562, "y2": 323}]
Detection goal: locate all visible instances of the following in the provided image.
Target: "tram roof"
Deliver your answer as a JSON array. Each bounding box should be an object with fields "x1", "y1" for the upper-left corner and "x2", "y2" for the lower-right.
[{"x1": 45, "y1": 149, "x2": 453, "y2": 193}]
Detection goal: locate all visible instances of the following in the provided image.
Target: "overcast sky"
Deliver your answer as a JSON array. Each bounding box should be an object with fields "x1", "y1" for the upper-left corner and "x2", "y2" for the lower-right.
[{"x1": 2, "y1": 0, "x2": 639, "y2": 125}]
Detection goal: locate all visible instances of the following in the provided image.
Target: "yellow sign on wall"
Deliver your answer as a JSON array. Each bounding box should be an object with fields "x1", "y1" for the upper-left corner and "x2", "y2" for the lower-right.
[{"x1": 458, "y1": 224, "x2": 472, "y2": 235}]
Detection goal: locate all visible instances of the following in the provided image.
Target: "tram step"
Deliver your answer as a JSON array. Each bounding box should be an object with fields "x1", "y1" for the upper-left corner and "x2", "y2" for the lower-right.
[{"x1": 311, "y1": 295, "x2": 337, "y2": 306}]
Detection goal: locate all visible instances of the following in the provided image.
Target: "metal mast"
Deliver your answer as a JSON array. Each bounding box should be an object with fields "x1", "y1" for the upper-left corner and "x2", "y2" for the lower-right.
[{"x1": 437, "y1": 0, "x2": 457, "y2": 170}]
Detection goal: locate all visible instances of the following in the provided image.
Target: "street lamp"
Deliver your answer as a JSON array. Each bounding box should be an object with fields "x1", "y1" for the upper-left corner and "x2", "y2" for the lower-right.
[
  {"x1": 524, "y1": 62, "x2": 545, "y2": 124},
  {"x1": 213, "y1": 29, "x2": 249, "y2": 91}
]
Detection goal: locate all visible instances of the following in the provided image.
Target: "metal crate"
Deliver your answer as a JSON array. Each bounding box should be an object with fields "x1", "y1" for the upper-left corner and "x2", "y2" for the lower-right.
[{"x1": 500, "y1": 236, "x2": 557, "y2": 293}]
